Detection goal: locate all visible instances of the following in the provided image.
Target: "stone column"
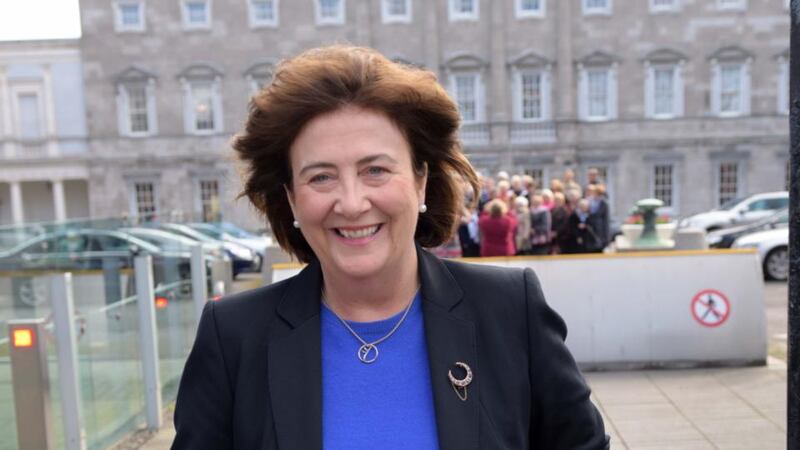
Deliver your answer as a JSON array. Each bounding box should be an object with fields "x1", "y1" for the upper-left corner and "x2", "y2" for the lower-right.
[
  {"x1": 555, "y1": 0, "x2": 575, "y2": 120},
  {"x1": 0, "y1": 68, "x2": 13, "y2": 158},
  {"x1": 10, "y1": 181, "x2": 24, "y2": 225},
  {"x1": 52, "y1": 179, "x2": 66, "y2": 222},
  {"x1": 41, "y1": 64, "x2": 58, "y2": 156}
]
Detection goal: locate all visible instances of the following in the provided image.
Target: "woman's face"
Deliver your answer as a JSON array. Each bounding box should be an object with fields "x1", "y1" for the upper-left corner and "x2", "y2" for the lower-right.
[{"x1": 286, "y1": 106, "x2": 426, "y2": 281}]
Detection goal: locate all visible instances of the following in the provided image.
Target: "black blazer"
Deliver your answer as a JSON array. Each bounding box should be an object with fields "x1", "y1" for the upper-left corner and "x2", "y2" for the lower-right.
[{"x1": 172, "y1": 246, "x2": 609, "y2": 449}]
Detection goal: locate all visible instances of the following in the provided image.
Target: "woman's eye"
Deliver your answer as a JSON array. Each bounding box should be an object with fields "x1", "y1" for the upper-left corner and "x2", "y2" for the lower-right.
[
  {"x1": 309, "y1": 173, "x2": 332, "y2": 184},
  {"x1": 366, "y1": 166, "x2": 388, "y2": 176}
]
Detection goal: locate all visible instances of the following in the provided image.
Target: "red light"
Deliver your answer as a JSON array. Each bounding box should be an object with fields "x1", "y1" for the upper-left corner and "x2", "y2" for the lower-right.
[
  {"x1": 155, "y1": 296, "x2": 169, "y2": 309},
  {"x1": 12, "y1": 329, "x2": 34, "y2": 348},
  {"x1": 211, "y1": 295, "x2": 222, "y2": 301}
]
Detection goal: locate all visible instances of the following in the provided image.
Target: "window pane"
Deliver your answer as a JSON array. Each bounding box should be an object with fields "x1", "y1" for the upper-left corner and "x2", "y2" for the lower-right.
[
  {"x1": 718, "y1": 162, "x2": 739, "y2": 206},
  {"x1": 135, "y1": 182, "x2": 157, "y2": 218},
  {"x1": 252, "y1": 0, "x2": 274, "y2": 20},
  {"x1": 521, "y1": 73, "x2": 542, "y2": 119},
  {"x1": 186, "y1": 1, "x2": 208, "y2": 23},
  {"x1": 653, "y1": 67, "x2": 674, "y2": 116},
  {"x1": 521, "y1": 0, "x2": 541, "y2": 10},
  {"x1": 455, "y1": 75, "x2": 477, "y2": 122},
  {"x1": 127, "y1": 84, "x2": 149, "y2": 133},
  {"x1": 587, "y1": 70, "x2": 608, "y2": 118},
  {"x1": 192, "y1": 82, "x2": 215, "y2": 131},
  {"x1": 17, "y1": 93, "x2": 42, "y2": 139},
  {"x1": 653, "y1": 164, "x2": 673, "y2": 207},
  {"x1": 586, "y1": 0, "x2": 607, "y2": 9},
  {"x1": 653, "y1": 0, "x2": 673, "y2": 6},
  {"x1": 120, "y1": 4, "x2": 141, "y2": 25},
  {"x1": 720, "y1": 65, "x2": 741, "y2": 113},
  {"x1": 320, "y1": 0, "x2": 340, "y2": 17},
  {"x1": 387, "y1": 0, "x2": 406, "y2": 15},
  {"x1": 456, "y1": 0, "x2": 474, "y2": 13},
  {"x1": 199, "y1": 180, "x2": 221, "y2": 222}
]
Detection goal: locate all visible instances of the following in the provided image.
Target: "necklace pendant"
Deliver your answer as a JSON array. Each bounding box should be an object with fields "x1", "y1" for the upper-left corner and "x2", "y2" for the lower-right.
[{"x1": 357, "y1": 343, "x2": 379, "y2": 363}]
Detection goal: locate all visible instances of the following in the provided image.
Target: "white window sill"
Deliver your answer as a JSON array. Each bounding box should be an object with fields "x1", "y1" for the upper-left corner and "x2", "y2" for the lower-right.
[
  {"x1": 382, "y1": 16, "x2": 412, "y2": 24},
  {"x1": 515, "y1": 11, "x2": 545, "y2": 19}
]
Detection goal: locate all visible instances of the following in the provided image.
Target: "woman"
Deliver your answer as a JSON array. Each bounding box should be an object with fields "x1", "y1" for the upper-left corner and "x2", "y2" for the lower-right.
[
  {"x1": 529, "y1": 194, "x2": 552, "y2": 255},
  {"x1": 478, "y1": 198, "x2": 518, "y2": 257},
  {"x1": 512, "y1": 196, "x2": 532, "y2": 255},
  {"x1": 172, "y1": 45, "x2": 607, "y2": 449},
  {"x1": 550, "y1": 191, "x2": 570, "y2": 254},
  {"x1": 564, "y1": 199, "x2": 602, "y2": 254}
]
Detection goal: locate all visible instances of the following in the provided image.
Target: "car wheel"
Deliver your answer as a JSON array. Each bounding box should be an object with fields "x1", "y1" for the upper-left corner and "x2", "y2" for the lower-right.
[{"x1": 763, "y1": 246, "x2": 789, "y2": 281}]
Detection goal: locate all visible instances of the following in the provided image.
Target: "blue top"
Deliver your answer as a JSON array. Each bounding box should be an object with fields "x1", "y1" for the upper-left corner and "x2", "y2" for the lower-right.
[{"x1": 320, "y1": 292, "x2": 440, "y2": 450}]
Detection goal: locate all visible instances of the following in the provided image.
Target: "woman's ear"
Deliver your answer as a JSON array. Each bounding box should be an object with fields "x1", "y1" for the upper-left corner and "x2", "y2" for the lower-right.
[
  {"x1": 417, "y1": 162, "x2": 428, "y2": 205},
  {"x1": 284, "y1": 184, "x2": 297, "y2": 218}
]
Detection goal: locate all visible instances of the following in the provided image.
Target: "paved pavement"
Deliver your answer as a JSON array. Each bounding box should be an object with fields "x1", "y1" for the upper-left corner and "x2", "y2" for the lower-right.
[{"x1": 135, "y1": 281, "x2": 790, "y2": 449}]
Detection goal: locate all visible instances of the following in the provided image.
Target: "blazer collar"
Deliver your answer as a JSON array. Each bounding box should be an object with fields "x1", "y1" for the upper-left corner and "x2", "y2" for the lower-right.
[{"x1": 269, "y1": 246, "x2": 478, "y2": 450}]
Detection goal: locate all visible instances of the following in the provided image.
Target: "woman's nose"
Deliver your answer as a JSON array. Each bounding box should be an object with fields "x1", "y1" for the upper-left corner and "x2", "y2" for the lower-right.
[{"x1": 333, "y1": 181, "x2": 370, "y2": 218}]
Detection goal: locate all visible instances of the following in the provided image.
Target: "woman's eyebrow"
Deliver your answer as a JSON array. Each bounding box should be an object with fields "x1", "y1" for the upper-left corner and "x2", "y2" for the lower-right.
[
  {"x1": 357, "y1": 154, "x2": 398, "y2": 165},
  {"x1": 298, "y1": 161, "x2": 336, "y2": 177},
  {"x1": 298, "y1": 154, "x2": 399, "y2": 176}
]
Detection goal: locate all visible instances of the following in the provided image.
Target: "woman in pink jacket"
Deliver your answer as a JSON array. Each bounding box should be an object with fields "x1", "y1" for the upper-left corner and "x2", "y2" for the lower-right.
[{"x1": 478, "y1": 198, "x2": 518, "y2": 257}]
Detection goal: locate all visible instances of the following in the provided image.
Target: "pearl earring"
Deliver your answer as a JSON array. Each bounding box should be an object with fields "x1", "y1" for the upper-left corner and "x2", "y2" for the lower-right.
[
  {"x1": 293, "y1": 220, "x2": 300, "y2": 228},
  {"x1": 419, "y1": 204, "x2": 427, "y2": 213}
]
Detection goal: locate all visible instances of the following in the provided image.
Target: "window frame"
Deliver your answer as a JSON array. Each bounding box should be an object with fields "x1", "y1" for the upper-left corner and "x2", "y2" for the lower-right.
[
  {"x1": 649, "y1": 0, "x2": 679, "y2": 13},
  {"x1": 449, "y1": 71, "x2": 485, "y2": 124},
  {"x1": 181, "y1": 76, "x2": 224, "y2": 135},
  {"x1": 778, "y1": 57, "x2": 789, "y2": 115},
  {"x1": 512, "y1": 68, "x2": 551, "y2": 123},
  {"x1": 714, "y1": 160, "x2": 745, "y2": 207},
  {"x1": 248, "y1": 0, "x2": 279, "y2": 28},
  {"x1": 315, "y1": 0, "x2": 346, "y2": 25},
  {"x1": 515, "y1": 0, "x2": 545, "y2": 18},
  {"x1": 381, "y1": 0, "x2": 412, "y2": 24},
  {"x1": 116, "y1": 79, "x2": 158, "y2": 137},
  {"x1": 181, "y1": 0, "x2": 212, "y2": 30},
  {"x1": 128, "y1": 178, "x2": 160, "y2": 221},
  {"x1": 644, "y1": 62, "x2": 684, "y2": 120},
  {"x1": 449, "y1": 0, "x2": 479, "y2": 22},
  {"x1": 10, "y1": 82, "x2": 47, "y2": 141},
  {"x1": 114, "y1": 0, "x2": 146, "y2": 32},
  {"x1": 711, "y1": 61, "x2": 751, "y2": 118},
  {"x1": 195, "y1": 177, "x2": 223, "y2": 222},
  {"x1": 650, "y1": 162, "x2": 680, "y2": 213},
  {"x1": 582, "y1": 0, "x2": 612, "y2": 16},
  {"x1": 578, "y1": 65, "x2": 617, "y2": 122},
  {"x1": 716, "y1": 0, "x2": 746, "y2": 11}
]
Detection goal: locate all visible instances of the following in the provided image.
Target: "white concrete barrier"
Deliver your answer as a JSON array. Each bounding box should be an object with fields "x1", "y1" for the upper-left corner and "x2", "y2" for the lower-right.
[{"x1": 271, "y1": 249, "x2": 767, "y2": 369}]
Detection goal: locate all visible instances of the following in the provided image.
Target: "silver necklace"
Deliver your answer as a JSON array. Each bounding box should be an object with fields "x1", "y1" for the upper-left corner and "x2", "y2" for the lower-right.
[{"x1": 321, "y1": 288, "x2": 418, "y2": 364}]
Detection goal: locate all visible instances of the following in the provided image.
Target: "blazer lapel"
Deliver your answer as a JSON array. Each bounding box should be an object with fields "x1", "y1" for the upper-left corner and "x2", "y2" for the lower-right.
[
  {"x1": 267, "y1": 260, "x2": 323, "y2": 450},
  {"x1": 418, "y1": 248, "x2": 480, "y2": 450}
]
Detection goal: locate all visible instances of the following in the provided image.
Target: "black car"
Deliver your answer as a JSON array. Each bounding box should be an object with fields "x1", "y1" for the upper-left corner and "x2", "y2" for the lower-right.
[{"x1": 707, "y1": 208, "x2": 788, "y2": 249}]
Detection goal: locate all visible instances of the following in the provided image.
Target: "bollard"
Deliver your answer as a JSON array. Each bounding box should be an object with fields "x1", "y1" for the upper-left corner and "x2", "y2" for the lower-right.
[
  {"x1": 51, "y1": 273, "x2": 87, "y2": 450},
  {"x1": 8, "y1": 319, "x2": 54, "y2": 450},
  {"x1": 134, "y1": 255, "x2": 163, "y2": 430},
  {"x1": 190, "y1": 245, "x2": 208, "y2": 324}
]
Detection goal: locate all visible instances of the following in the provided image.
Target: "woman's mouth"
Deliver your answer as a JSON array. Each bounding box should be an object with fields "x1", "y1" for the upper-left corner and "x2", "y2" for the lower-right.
[{"x1": 334, "y1": 224, "x2": 382, "y2": 239}]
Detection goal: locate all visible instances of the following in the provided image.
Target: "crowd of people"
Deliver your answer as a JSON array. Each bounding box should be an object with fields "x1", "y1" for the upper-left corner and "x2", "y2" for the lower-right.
[{"x1": 455, "y1": 168, "x2": 611, "y2": 257}]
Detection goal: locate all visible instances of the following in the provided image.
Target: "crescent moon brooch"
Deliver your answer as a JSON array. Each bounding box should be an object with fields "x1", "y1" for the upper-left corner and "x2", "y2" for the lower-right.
[{"x1": 448, "y1": 362, "x2": 473, "y2": 402}]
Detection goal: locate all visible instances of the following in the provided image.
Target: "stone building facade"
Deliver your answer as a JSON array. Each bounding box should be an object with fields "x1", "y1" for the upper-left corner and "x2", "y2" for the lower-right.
[
  {"x1": 78, "y1": 0, "x2": 791, "y2": 226},
  {"x1": 0, "y1": 39, "x2": 90, "y2": 227}
]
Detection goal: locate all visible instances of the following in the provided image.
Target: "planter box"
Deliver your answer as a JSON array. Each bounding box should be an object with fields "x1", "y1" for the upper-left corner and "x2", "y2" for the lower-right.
[{"x1": 621, "y1": 223, "x2": 677, "y2": 242}]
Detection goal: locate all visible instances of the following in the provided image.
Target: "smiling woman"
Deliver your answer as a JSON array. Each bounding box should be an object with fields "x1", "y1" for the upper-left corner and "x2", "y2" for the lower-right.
[{"x1": 172, "y1": 45, "x2": 609, "y2": 450}]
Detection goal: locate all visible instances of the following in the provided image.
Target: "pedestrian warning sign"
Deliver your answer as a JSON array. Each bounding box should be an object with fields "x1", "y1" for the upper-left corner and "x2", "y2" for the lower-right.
[{"x1": 691, "y1": 289, "x2": 730, "y2": 328}]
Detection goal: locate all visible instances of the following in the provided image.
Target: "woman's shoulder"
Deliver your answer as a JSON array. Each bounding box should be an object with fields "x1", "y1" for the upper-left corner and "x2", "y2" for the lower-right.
[
  {"x1": 440, "y1": 259, "x2": 529, "y2": 298},
  {"x1": 210, "y1": 277, "x2": 293, "y2": 326}
]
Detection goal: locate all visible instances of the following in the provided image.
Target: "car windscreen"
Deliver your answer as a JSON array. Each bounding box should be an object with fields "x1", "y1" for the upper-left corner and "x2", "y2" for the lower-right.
[{"x1": 716, "y1": 197, "x2": 745, "y2": 211}]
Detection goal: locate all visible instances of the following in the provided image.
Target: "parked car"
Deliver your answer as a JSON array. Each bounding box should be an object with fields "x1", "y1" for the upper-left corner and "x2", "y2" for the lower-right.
[
  {"x1": 679, "y1": 191, "x2": 788, "y2": 232},
  {"x1": 188, "y1": 222, "x2": 271, "y2": 270},
  {"x1": 157, "y1": 223, "x2": 258, "y2": 277},
  {"x1": 707, "y1": 208, "x2": 788, "y2": 248},
  {"x1": 0, "y1": 228, "x2": 193, "y2": 287},
  {"x1": 732, "y1": 227, "x2": 788, "y2": 281}
]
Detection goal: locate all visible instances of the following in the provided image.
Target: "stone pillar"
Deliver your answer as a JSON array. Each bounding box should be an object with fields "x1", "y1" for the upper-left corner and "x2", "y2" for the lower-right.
[
  {"x1": 10, "y1": 181, "x2": 24, "y2": 225},
  {"x1": 0, "y1": 68, "x2": 13, "y2": 158},
  {"x1": 41, "y1": 64, "x2": 58, "y2": 156},
  {"x1": 52, "y1": 179, "x2": 66, "y2": 222},
  {"x1": 555, "y1": 0, "x2": 575, "y2": 120},
  {"x1": 422, "y1": 0, "x2": 440, "y2": 72}
]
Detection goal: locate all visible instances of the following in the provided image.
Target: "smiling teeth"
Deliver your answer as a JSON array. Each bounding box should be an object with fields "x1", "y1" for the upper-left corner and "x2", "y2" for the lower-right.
[{"x1": 338, "y1": 226, "x2": 379, "y2": 239}]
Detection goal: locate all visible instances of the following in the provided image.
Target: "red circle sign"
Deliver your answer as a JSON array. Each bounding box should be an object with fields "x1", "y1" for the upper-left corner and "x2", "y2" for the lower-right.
[{"x1": 691, "y1": 289, "x2": 730, "y2": 328}]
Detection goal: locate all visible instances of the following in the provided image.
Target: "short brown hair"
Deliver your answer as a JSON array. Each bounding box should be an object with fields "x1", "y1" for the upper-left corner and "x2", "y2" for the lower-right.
[{"x1": 233, "y1": 45, "x2": 480, "y2": 263}]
